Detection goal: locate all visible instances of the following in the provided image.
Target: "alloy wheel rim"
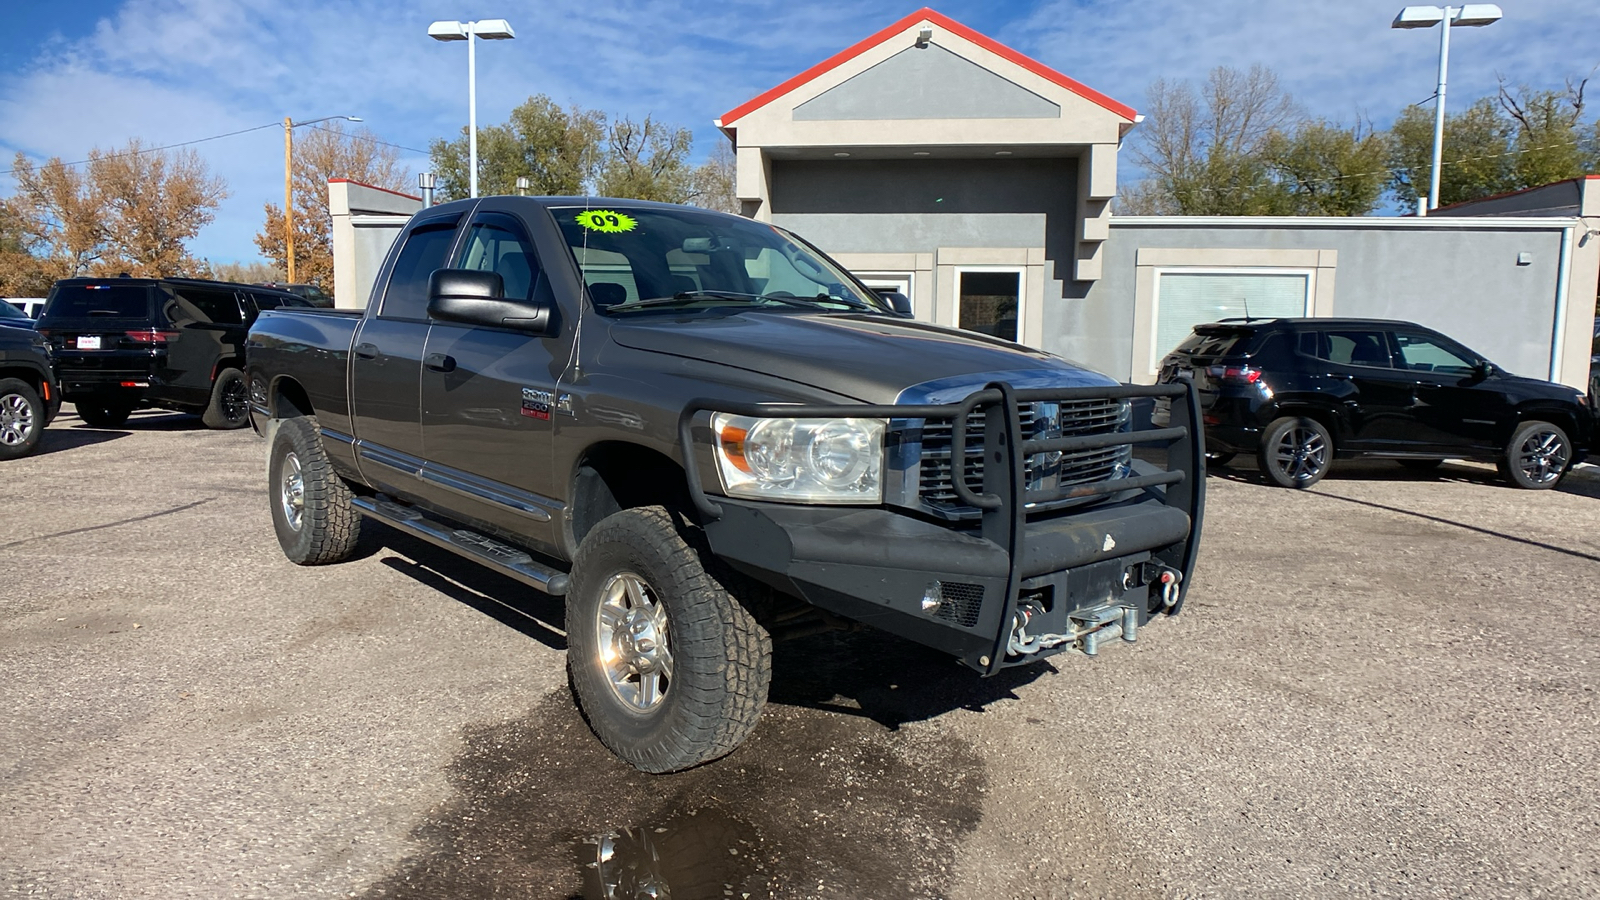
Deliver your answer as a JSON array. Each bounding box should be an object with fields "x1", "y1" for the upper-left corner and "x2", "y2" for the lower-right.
[
  {"x1": 595, "y1": 571, "x2": 673, "y2": 712},
  {"x1": 0, "y1": 393, "x2": 34, "y2": 446},
  {"x1": 280, "y1": 452, "x2": 305, "y2": 531},
  {"x1": 221, "y1": 377, "x2": 248, "y2": 423},
  {"x1": 1516, "y1": 430, "x2": 1568, "y2": 485},
  {"x1": 1273, "y1": 426, "x2": 1327, "y2": 482}
]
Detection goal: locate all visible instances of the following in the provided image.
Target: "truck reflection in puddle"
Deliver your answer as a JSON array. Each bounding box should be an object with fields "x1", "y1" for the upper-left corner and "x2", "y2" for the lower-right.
[{"x1": 582, "y1": 807, "x2": 772, "y2": 900}]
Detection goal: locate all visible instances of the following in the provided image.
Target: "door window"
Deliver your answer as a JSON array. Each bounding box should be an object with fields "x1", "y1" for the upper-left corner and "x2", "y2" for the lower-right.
[
  {"x1": 1393, "y1": 333, "x2": 1477, "y2": 375},
  {"x1": 1320, "y1": 331, "x2": 1393, "y2": 368},
  {"x1": 457, "y1": 213, "x2": 543, "y2": 301},
  {"x1": 957, "y1": 270, "x2": 1020, "y2": 341},
  {"x1": 380, "y1": 219, "x2": 461, "y2": 320},
  {"x1": 174, "y1": 286, "x2": 243, "y2": 324}
]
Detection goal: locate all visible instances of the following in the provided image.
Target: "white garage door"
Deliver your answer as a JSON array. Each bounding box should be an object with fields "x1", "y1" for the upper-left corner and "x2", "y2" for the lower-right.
[{"x1": 1153, "y1": 270, "x2": 1311, "y2": 362}]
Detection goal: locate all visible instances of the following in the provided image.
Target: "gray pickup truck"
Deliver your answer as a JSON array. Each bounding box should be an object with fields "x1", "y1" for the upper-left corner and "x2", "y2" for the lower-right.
[{"x1": 246, "y1": 197, "x2": 1204, "y2": 773}]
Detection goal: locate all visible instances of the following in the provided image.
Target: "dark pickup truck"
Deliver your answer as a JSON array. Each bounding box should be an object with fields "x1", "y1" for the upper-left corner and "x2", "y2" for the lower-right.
[{"x1": 246, "y1": 197, "x2": 1204, "y2": 773}]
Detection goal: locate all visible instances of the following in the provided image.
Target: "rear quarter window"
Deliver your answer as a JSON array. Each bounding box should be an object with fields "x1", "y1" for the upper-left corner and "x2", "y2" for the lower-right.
[{"x1": 42, "y1": 284, "x2": 152, "y2": 319}]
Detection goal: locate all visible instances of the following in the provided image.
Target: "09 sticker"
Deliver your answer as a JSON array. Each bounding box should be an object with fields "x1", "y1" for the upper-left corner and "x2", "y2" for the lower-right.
[{"x1": 574, "y1": 209, "x2": 637, "y2": 233}]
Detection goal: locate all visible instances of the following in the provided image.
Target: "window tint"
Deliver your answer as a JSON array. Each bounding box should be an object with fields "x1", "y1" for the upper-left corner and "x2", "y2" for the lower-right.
[
  {"x1": 253, "y1": 291, "x2": 311, "y2": 310},
  {"x1": 42, "y1": 284, "x2": 152, "y2": 319},
  {"x1": 457, "y1": 213, "x2": 542, "y2": 301},
  {"x1": 174, "y1": 286, "x2": 243, "y2": 324},
  {"x1": 1175, "y1": 328, "x2": 1253, "y2": 358},
  {"x1": 1394, "y1": 332, "x2": 1476, "y2": 374},
  {"x1": 381, "y1": 219, "x2": 460, "y2": 319},
  {"x1": 1321, "y1": 330, "x2": 1392, "y2": 368}
]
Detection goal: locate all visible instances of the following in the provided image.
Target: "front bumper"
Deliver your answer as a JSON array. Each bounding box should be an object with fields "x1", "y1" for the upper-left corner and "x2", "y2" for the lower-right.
[{"x1": 685, "y1": 381, "x2": 1205, "y2": 674}]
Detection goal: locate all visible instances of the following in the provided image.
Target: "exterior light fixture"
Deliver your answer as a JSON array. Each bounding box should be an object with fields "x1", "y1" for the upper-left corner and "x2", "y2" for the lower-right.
[
  {"x1": 1392, "y1": 4, "x2": 1503, "y2": 214},
  {"x1": 430, "y1": 18, "x2": 516, "y2": 198}
]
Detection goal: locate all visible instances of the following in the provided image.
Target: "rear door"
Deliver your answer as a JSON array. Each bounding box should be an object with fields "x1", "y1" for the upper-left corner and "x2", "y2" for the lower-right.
[
  {"x1": 1316, "y1": 328, "x2": 1414, "y2": 451},
  {"x1": 350, "y1": 212, "x2": 464, "y2": 496},
  {"x1": 159, "y1": 283, "x2": 245, "y2": 406},
  {"x1": 419, "y1": 208, "x2": 566, "y2": 554}
]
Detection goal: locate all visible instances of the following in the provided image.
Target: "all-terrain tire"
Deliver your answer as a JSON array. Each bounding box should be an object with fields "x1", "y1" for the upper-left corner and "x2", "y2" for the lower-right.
[
  {"x1": 75, "y1": 399, "x2": 133, "y2": 428},
  {"x1": 0, "y1": 378, "x2": 44, "y2": 460},
  {"x1": 201, "y1": 367, "x2": 250, "y2": 429},
  {"x1": 566, "y1": 506, "x2": 772, "y2": 774},
  {"x1": 1502, "y1": 420, "x2": 1571, "y2": 490},
  {"x1": 268, "y1": 416, "x2": 362, "y2": 564}
]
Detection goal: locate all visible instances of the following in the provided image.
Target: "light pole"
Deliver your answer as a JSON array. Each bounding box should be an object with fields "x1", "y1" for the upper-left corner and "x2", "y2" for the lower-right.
[
  {"x1": 428, "y1": 18, "x2": 516, "y2": 198},
  {"x1": 1392, "y1": 4, "x2": 1502, "y2": 215},
  {"x1": 283, "y1": 114, "x2": 362, "y2": 281}
]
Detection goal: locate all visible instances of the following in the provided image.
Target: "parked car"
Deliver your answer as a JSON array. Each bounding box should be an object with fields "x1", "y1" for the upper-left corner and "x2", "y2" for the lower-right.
[
  {"x1": 257, "y1": 281, "x2": 333, "y2": 307},
  {"x1": 0, "y1": 301, "x2": 38, "y2": 330},
  {"x1": 1156, "y1": 317, "x2": 1590, "y2": 490},
  {"x1": 248, "y1": 196, "x2": 1205, "y2": 773},
  {"x1": 37, "y1": 277, "x2": 310, "y2": 429},
  {"x1": 0, "y1": 322, "x2": 61, "y2": 459},
  {"x1": 5, "y1": 298, "x2": 47, "y2": 318}
]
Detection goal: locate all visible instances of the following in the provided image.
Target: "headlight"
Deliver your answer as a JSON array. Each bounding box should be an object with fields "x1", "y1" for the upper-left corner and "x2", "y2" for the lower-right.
[{"x1": 711, "y1": 413, "x2": 884, "y2": 504}]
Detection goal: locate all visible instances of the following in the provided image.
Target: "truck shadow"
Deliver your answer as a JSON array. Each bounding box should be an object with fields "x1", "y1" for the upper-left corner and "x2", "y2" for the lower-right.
[{"x1": 31, "y1": 426, "x2": 129, "y2": 456}]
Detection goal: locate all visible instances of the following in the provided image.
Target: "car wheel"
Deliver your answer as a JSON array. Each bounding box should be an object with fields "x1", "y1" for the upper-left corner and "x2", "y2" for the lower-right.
[
  {"x1": 0, "y1": 378, "x2": 44, "y2": 460},
  {"x1": 202, "y1": 367, "x2": 250, "y2": 429},
  {"x1": 1503, "y1": 420, "x2": 1571, "y2": 490},
  {"x1": 75, "y1": 399, "x2": 134, "y2": 428},
  {"x1": 268, "y1": 416, "x2": 362, "y2": 564},
  {"x1": 566, "y1": 506, "x2": 772, "y2": 774},
  {"x1": 1258, "y1": 416, "x2": 1333, "y2": 489},
  {"x1": 1398, "y1": 458, "x2": 1444, "y2": 472},
  {"x1": 1205, "y1": 450, "x2": 1235, "y2": 468}
]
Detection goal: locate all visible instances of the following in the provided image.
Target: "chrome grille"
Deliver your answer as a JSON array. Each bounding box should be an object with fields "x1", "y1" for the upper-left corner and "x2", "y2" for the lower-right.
[{"x1": 918, "y1": 399, "x2": 1130, "y2": 518}]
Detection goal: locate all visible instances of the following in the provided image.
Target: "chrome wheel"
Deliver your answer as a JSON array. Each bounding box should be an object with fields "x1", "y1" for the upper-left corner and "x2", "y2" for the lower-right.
[
  {"x1": 279, "y1": 451, "x2": 305, "y2": 532},
  {"x1": 0, "y1": 392, "x2": 34, "y2": 446},
  {"x1": 1272, "y1": 424, "x2": 1328, "y2": 483},
  {"x1": 596, "y1": 571, "x2": 673, "y2": 712},
  {"x1": 1515, "y1": 427, "x2": 1569, "y2": 486}
]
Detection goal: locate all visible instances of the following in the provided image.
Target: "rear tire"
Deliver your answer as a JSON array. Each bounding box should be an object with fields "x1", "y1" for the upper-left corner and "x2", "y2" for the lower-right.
[
  {"x1": 1258, "y1": 416, "x2": 1333, "y2": 489},
  {"x1": 1503, "y1": 420, "x2": 1571, "y2": 490},
  {"x1": 201, "y1": 367, "x2": 250, "y2": 429},
  {"x1": 75, "y1": 399, "x2": 133, "y2": 429},
  {"x1": 0, "y1": 378, "x2": 44, "y2": 460},
  {"x1": 268, "y1": 416, "x2": 362, "y2": 564},
  {"x1": 566, "y1": 506, "x2": 772, "y2": 774}
]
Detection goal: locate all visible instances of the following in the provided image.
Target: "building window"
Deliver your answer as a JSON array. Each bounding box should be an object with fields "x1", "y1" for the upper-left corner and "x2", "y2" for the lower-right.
[
  {"x1": 955, "y1": 267, "x2": 1023, "y2": 341},
  {"x1": 1152, "y1": 269, "x2": 1312, "y2": 363}
]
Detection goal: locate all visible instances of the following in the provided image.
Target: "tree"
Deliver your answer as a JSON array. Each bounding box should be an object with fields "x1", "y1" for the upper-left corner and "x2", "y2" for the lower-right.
[
  {"x1": 208, "y1": 259, "x2": 282, "y2": 284},
  {"x1": 0, "y1": 197, "x2": 54, "y2": 296},
  {"x1": 688, "y1": 141, "x2": 739, "y2": 213},
  {"x1": 1499, "y1": 77, "x2": 1593, "y2": 189},
  {"x1": 429, "y1": 95, "x2": 606, "y2": 201},
  {"x1": 596, "y1": 115, "x2": 694, "y2": 203},
  {"x1": 9, "y1": 152, "x2": 106, "y2": 278},
  {"x1": 255, "y1": 121, "x2": 410, "y2": 292},
  {"x1": 1261, "y1": 120, "x2": 1391, "y2": 215}
]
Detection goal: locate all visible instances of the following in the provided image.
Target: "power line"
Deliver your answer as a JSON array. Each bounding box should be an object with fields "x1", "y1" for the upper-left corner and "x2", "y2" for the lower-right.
[
  {"x1": 302, "y1": 123, "x2": 431, "y2": 156},
  {"x1": 4, "y1": 122, "x2": 282, "y2": 177}
]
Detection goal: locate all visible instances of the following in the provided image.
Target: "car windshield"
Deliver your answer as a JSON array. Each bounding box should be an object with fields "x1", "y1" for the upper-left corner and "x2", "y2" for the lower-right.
[
  {"x1": 549, "y1": 205, "x2": 888, "y2": 315},
  {"x1": 0, "y1": 302, "x2": 28, "y2": 320}
]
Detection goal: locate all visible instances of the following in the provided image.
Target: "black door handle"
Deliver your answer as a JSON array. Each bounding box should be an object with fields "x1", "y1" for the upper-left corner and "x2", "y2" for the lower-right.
[
  {"x1": 425, "y1": 352, "x2": 456, "y2": 373},
  {"x1": 1329, "y1": 372, "x2": 1352, "y2": 381},
  {"x1": 354, "y1": 343, "x2": 379, "y2": 359}
]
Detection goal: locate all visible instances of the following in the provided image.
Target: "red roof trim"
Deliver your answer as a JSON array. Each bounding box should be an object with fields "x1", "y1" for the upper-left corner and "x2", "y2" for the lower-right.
[
  {"x1": 327, "y1": 177, "x2": 422, "y2": 201},
  {"x1": 718, "y1": 7, "x2": 1137, "y2": 127}
]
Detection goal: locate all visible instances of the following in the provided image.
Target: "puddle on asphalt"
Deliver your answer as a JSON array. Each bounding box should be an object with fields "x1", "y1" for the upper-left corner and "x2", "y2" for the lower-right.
[{"x1": 360, "y1": 630, "x2": 1049, "y2": 900}]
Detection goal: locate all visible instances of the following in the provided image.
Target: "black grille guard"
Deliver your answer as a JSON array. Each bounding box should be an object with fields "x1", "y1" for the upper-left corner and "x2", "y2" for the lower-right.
[{"x1": 678, "y1": 380, "x2": 1206, "y2": 675}]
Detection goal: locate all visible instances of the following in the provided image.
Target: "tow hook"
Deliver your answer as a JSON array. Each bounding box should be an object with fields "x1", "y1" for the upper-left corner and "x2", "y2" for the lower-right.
[{"x1": 1156, "y1": 566, "x2": 1183, "y2": 608}]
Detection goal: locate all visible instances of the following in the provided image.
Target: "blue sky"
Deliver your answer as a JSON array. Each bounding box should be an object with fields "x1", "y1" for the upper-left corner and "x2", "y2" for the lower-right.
[{"x1": 2, "y1": 0, "x2": 1598, "y2": 264}]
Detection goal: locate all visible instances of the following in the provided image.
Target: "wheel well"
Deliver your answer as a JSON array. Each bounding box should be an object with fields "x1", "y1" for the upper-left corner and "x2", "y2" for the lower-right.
[
  {"x1": 569, "y1": 442, "x2": 692, "y2": 548},
  {"x1": 0, "y1": 366, "x2": 43, "y2": 397},
  {"x1": 1514, "y1": 406, "x2": 1579, "y2": 444},
  {"x1": 271, "y1": 376, "x2": 314, "y2": 419},
  {"x1": 1275, "y1": 405, "x2": 1339, "y2": 447}
]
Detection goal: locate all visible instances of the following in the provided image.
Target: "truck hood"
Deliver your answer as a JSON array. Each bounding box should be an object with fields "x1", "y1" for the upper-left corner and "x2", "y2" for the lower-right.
[{"x1": 606, "y1": 312, "x2": 1116, "y2": 403}]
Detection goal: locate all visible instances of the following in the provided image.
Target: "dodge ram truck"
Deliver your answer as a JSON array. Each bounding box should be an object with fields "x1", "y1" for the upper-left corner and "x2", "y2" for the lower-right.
[{"x1": 246, "y1": 197, "x2": 1204, "y2": 773}]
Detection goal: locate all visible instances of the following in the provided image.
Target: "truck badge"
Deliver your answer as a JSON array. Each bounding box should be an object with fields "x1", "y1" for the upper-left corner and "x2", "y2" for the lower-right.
[{"x1": 522, "y1": 387, "x2": 573, "y2": 420}]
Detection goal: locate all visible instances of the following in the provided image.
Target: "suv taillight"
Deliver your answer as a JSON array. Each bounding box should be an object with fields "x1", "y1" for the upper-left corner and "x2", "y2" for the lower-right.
[
  {"x1": 1208, "y1": 365, "x2": 1262, "y2": 384},
  {"x1": 124, "y1": 329, "x2": 181, "y2": 345}
]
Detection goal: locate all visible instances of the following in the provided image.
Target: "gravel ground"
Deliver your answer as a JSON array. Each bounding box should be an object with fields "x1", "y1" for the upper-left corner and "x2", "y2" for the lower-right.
[{"x1": 2, "y1": 409, "x2": 1597, "y2": 899}]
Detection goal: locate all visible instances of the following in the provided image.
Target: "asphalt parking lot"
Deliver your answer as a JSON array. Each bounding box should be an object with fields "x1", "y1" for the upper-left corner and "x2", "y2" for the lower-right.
[{"x1": 3, "y1": 408, "x2": 1599, "y2": 900}]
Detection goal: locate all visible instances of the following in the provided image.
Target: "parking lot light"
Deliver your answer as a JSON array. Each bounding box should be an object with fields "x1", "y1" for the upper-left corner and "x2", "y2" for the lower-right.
[
  {"x1": 430, "y1": 18, "x2": 517, "y2": 198},
  {"x1": 1392, "y1": 4, "x2": 1503, "y2": 215}
]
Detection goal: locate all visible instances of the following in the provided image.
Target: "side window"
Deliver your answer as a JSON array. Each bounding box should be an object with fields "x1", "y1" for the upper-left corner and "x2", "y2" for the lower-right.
[
  {"x1": 174, "y1": 286, "x2": 243, "y2": 325},
  {"x1": 1394, "y1": 332, "x2": 1476, "y2": 375},
  {"x1": 1322, "y1": 330, "x2": 1392, "y2": 368},
  {"x1": 456, "y1": 213, "x2": 543, "y2": 301},
  {"x1": 380, "y1": 219, "x2": 461, "y2": 319},
  {"x1": 1297, "y1": 330, "x2": 1321, "y2": 358}
]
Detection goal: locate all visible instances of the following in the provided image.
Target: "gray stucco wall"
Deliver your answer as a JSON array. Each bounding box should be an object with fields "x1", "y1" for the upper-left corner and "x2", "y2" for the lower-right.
[
  {"x1": 793, "y1": 44, "x2": 1059, "y2": 120},
  {"x1": 1084, "y1": 221, "x2": 1569, "y2": 382}
]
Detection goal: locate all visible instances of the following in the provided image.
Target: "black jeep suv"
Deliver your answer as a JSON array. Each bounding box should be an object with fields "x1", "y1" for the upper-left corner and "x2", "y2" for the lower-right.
[
  {"x1": 1156, "y1": 317, "x2": 1591, "y2": 490},
  {"x1": 37, "y1": 277, "x2": 310, "y2": 429}
]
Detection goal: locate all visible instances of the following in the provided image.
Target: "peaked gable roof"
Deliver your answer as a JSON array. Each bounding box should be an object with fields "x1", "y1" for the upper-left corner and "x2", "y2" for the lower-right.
[{"x1": 716, "y1": 7, "x2": 1137, "y2": 128}]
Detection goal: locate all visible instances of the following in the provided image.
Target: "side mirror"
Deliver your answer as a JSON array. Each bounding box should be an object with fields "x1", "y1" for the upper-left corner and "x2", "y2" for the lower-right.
[
  {"x1": 1475, "y1": 360, "x2": 1496, "y2": 379},
  {"x1": 427, "y1": 268, "x2": 552, "y2": 334},
  {"x1": 879, "y1": 291, "x2": 914, "y2": 317}
]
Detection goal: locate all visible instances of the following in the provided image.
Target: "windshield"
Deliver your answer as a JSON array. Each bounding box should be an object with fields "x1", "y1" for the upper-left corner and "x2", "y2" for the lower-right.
[{"x1": 550, "y1": 205, "x2": 888, "y2": 314}]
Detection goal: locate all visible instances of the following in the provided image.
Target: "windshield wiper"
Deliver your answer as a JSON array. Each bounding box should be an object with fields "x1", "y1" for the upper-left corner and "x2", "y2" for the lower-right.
[{"x1": 607, "y1": 290, "x2": 875, "y2": 313}]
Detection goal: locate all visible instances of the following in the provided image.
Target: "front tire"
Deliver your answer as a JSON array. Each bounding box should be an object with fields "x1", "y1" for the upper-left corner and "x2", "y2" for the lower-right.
[
  {"x1": 75, "y1": 399, "x2": 133, "y2": 428},
  {"x1": 268, "y1": 416, "x2": 362, "y2": 564},
  {"x1": 1503, "y1": 420, "x2": 1571, "y2": 490},
  {"x1": 566, "y1": 506, "x2": 772, "y2": 774},
  {"x1": 202, "y1": 367, "x2": 250, "y2": 429},
  {"x1": 1258, "y1": 416, "x2": 1333, "y2": 489},
  {"x1": 0, "y1": 378, "x2": 44, "y2": 460}
]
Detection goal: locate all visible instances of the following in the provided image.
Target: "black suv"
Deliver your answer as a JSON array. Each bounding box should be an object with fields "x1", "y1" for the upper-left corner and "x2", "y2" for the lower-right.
[
  {"x1": 0, "y1": 322, "x2": 60, "y2": 459},
  {"x1": 1156, "y1": 318, "x2": 1591, "y2": 490},
  {"x1": 37, "y1": 277, "x2": 310, "y2": 429}
]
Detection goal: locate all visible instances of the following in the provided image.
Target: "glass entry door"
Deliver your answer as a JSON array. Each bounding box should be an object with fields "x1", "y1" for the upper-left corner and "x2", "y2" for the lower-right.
[{"x1": 957, "y1": 269, "x2": 1022, "y2": 341}]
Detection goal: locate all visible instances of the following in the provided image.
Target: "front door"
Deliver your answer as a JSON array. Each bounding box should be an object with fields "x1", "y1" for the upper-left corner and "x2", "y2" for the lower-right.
[
  {"x1": 1393, "y1": 330, "x2": 1506, "y2": 452},
  {"x1": 419, "y1": 209, "x2": 565, "y2": 555}
]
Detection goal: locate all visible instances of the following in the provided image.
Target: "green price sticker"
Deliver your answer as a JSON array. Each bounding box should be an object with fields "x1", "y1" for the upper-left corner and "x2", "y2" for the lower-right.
[{"x1": 574, "y1": 209, "x2": 637, "y2": 233}]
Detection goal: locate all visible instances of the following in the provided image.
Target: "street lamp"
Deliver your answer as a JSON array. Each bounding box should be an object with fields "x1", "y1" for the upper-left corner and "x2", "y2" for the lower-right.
[
  {"x1": 1392, "y1": 4, "x2": 1503, "y2": 215},
  {"x1": 429, "y1": 18, "x2": 516, "y2": 199},
  {"x1": 283, "y1": 114, "x2": 362, "y2": 281}
]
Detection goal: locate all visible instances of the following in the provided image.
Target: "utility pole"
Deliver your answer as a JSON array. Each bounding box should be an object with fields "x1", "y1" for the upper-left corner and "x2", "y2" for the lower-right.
[{"x1": 283, "y1": 117, "x2": 295, "y2": 281}]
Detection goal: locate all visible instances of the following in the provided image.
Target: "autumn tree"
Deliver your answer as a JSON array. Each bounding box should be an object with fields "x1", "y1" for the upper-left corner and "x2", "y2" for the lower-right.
[
  {"x1": 255, "y1": 121, "x2": 410, "y2": 292},
  {"x1": 8, "y1": 152, "x2": 107, "y2": 278},
  {"x1": 0, "y1": 196, "x2": 54, "y2": 296},
  {"x1": 687, "y1": 141, "x2": 739, "y2": 213},
  {"x1": 429, "y1": 95, "x2": 606, "y2": 200}
]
